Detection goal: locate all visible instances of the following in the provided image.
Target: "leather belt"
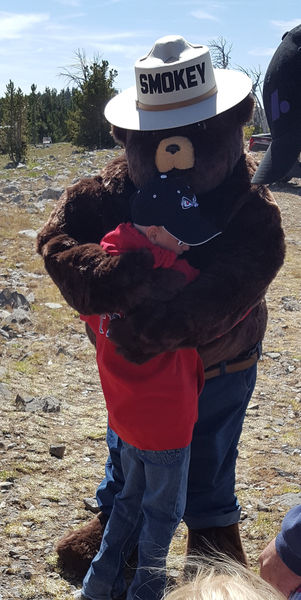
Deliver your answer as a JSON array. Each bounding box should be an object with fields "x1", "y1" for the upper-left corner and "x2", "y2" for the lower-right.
[{"x1": 204, "y1": 348, "x2": 260, "y2": 380}]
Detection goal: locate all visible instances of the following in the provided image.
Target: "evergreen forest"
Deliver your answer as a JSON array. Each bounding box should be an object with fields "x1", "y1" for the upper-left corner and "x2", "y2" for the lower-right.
[{"x1": 0, "y1": 54, "x2": 118, "y2": 165}]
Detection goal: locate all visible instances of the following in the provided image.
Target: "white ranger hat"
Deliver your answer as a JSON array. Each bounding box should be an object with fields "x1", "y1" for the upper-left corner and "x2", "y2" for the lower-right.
[{"x1": 105, "y1": 34, "x2": 252, "y2": 131}]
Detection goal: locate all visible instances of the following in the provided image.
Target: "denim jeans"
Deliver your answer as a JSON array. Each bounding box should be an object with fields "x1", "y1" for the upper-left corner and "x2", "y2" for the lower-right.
[
  {"x1": 83, "y1": 442, "x2": 191, "y2": 600},
  {"x1": 96, "y1": 363, "x2": 257, "y2": 530},
  {"x1": 184, "y1": 362, "x2": 257, "y2": 528}
]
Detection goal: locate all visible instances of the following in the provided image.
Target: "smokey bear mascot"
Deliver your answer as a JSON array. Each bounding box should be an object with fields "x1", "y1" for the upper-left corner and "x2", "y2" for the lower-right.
[{"x1": 37, "y1": 35, "x2": 285, "y2": 576}]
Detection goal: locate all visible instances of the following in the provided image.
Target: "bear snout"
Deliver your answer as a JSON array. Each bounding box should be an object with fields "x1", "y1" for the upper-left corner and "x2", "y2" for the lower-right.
[{"x1": 155, "y1": 136, "x2": 195, "y2": 173}]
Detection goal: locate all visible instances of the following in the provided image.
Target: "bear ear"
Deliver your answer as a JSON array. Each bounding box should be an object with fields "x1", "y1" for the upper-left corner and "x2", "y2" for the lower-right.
[
  {"x1": 231, "y1": 93, "x2": 255, "y2": 125},
  {"x1": 111, "y1": 125, "x2": 127, "y2": 147}
]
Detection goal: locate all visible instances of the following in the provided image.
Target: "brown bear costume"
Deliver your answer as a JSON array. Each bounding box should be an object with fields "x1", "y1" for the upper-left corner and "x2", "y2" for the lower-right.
[{"x1": 37, "y1": 36, "x2": 285, "y2": 579}]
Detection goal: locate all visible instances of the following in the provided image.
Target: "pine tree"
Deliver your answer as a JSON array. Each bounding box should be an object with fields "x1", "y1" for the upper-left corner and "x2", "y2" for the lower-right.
[
  {"x1": 28, "y1": 84, "x2": 39, "y2": 145},
  {"x1": 2, "y1": 80, "x2": 27, "y2": 164},
  {"x1": 63, "y1": 52, "x2": 118, "y2": 149},
  {"x1": 29, "y1": 86, "x2": 75, "y2": 143}
]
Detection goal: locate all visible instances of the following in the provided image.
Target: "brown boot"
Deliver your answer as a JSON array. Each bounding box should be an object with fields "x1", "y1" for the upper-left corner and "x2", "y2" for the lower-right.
[
  {"x1": 56, "y1": 512, "x2": 109, "y2": 576},
  {"x1": 187, "y1": 523, "x2": 248, "y2": 566}
]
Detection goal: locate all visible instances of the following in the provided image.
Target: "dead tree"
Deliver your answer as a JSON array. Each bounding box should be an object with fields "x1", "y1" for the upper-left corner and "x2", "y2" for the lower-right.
[
  {"x1": 208, "y1": 36, "x2": 232, "y2": 69},
  {"x1": 238, "y1": 65, "x2": 268, "y2": 131}
]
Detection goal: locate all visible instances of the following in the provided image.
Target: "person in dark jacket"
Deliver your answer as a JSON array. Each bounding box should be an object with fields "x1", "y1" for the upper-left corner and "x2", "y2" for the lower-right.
[
  {"x1": 260, "y1": 506, "x2": 301, "y2": 600},
  {"x1": 37, "y1": 34, "x2": 285, "y2": 573},
  {"x1": 252, "y1": 24, "x2": 301, "y2": 185},
  {"x1": 254, "y1": 22, "x2": 301, "y2": 600}
]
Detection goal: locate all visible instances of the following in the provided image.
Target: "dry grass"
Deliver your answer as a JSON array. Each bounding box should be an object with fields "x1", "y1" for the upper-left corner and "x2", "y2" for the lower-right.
[{"x1": 0, "y1": 145, "x2": 300, "y2": 599}]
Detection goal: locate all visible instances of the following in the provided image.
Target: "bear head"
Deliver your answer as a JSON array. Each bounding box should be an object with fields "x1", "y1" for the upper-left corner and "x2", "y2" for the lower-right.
[{"x1": 111, "y1": 94, "x2": 254, "y2": 195}]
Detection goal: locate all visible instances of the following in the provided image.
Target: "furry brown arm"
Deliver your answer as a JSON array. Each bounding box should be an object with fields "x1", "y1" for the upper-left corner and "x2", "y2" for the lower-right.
[
  {"x1": 37, "y1": 157, "x2": 186, "y2": 315},
  {"x1": 109, "y1": 186, "x2": 285, "y2": 361}
]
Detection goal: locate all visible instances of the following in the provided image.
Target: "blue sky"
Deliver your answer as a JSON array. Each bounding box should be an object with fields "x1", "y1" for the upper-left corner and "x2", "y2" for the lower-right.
[{"x1": 0, "y1": 1, "x2": 299, "y2": 97}]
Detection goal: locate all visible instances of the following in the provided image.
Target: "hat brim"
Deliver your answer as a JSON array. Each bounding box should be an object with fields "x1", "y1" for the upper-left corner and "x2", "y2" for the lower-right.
[
  {"x1": 165, "y1": 224, "x2": 222, "y2": 247},
  {"x1": 252, "y1": 126, "x2": 301, "y2": 184},
  {"x1": 105, "y1": 69, "x2": 252, "y2": 131}
]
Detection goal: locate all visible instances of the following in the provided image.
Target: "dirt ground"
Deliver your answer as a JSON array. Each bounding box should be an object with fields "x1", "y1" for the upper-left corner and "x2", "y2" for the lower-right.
[{"x1": 0, "y1": 144, "x2": 300, "y2": 600}]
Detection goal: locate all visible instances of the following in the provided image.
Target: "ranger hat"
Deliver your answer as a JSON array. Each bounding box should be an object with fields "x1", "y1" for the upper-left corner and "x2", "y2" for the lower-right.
[
  {"x1": 130, "y1": 174, "x2": 222, "y2": 246},
  {"x1": 105, "y1": 35, "x2": 252, "y2": 131},
  {"x1": 252, "y1": 24, "x2": 301, "y2": 184}
]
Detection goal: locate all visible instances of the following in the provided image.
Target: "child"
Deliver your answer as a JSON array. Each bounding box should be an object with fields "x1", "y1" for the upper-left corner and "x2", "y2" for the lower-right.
[
  {"x1": 78, "y1": 174, "x2": 208, "y2": 600},
  {"x1": 163, "y1": 554, "x2": 286, "y2": 600}
]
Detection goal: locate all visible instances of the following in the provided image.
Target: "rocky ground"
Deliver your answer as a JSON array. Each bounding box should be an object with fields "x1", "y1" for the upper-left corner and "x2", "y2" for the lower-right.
[{"x1": 0, "y1": 143, "x2": 300, "y2": 600}]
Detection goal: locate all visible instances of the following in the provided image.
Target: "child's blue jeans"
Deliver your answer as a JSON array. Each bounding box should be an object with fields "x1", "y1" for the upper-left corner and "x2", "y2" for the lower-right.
[
  {"x1": 82, "y1": 441, "x2": 191, "y2": 600},
  {"x1": 96, "y1": 363, "x2": 257, "y2": 531}
]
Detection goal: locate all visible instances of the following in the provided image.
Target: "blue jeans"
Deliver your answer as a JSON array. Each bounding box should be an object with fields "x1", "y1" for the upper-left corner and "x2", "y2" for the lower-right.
[
  {"x1": 83, "y1": 442, "x2": 191, "y2": 600},
  {"x1": 96, "y1": 363, "x2": 257, "y2": 530},
  {"x1": 184, "y1": 362, "x2": 257, "y2": 528}
]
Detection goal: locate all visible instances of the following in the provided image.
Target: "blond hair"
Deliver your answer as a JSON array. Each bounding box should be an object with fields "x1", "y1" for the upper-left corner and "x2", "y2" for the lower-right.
[{"x1": 164, "y1": 555, "x2": 285, "y2": 600}]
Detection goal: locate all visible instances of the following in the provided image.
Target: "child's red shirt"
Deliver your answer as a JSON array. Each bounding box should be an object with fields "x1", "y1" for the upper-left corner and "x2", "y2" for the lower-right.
[{"x1": 81, "y1": 223, "x2": 204, "y2": 451}]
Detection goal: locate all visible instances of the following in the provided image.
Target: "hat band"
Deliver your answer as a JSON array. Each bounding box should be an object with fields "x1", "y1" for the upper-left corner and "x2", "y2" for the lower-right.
[{"x1": 136, "y1": 84, "x2": 217, "y2": 112}]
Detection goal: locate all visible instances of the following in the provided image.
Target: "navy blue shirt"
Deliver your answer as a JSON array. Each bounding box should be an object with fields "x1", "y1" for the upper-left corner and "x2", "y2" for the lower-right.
[{"x1": 275, "y1": 505, "x2": 301, "y2": 594}]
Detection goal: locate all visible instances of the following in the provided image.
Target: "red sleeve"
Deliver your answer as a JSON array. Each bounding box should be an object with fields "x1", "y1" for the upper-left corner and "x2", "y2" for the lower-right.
[
  {"x1": 172, "y1": 258, "x2": 200, "y2": 283},
  {"x1": 80, "y1": 314, "x2": 100, "y2": 335}
]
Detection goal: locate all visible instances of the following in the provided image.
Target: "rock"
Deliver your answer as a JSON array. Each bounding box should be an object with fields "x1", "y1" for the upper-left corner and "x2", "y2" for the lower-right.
[
  {"x1": 0, "y1": 481, "x2": 14, "y2": 491},
  {"x1": 273, "y1": 492, "x2": 301, "y2": 508},
  {"x1": 18, "y1": 229, "x2": 37, "y2": 239},
  {"x1": 6, "y1": 308, "x2": 32, "y2": 325},
  {"x1": 41, "y1": 187, "x2": 63, "y2": 200},
  {"x1": 265, "y1": 352, "x2": 281, "y2": 359},
  {"x1": 274, "y1": 468, "x2": 294, "y2": 478},
  {"x1": 39, "y1": 499, "x2": 52, "y2": 507},
  {"x1": 0, "y1": 289, "x2": 30, "y2": 310},
  {"x1": 44, "y1": 302, "x2": 63, "y2": 309},
  {"x1": 23, "y1": 571, "x2": 33, "y2": 580},
  {"x1": 257, "y1": 501, "x2": 271, "y2": 512},
  {"x1": 0, "y1": 328, "x2": 10, "y2": 339},
  {"x1": 23, "y1": 502, "x2": 35, "y2": 510},
  {"x1": 2, "y1": 185, "x2": 19, "y2": 194},
  {"x1": 49, "y1": 444, "x2": 66, "y2": 459},
  {"x1": 0, "y1": 383, "x2": 13, "y2": 401},
  {"x1": 236, "y1": 483, "x2": 249, "y2": 490},
  {"x1": 281, "y1": 296, "x2": 300, "y2": 311},
  {"x1": 7, "y1": 443, "x2": 17, "y2": 450},
  {"x1": 83, "y1": 497, "x2": 100, "y2": 514},
  {"x1": 15, "y1": 394, "x2": 61, "y2": 413},
  {"x1": 12, "y1": 194, "x2": 25, "y2": 203}
]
